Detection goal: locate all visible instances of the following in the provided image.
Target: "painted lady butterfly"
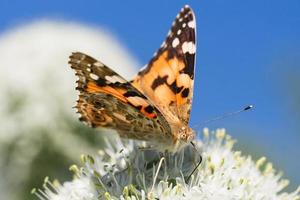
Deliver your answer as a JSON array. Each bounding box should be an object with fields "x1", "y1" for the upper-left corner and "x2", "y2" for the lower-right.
[{"x1": 69, "y1": 5, "x2": 196, "y2": 152}]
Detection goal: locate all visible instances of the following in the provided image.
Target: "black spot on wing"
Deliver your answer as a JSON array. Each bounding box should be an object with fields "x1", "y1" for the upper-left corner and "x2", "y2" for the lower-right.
[
  {"x1": 151, "y1": 75, "x2": 168, "y2": 90},
  {"x1": 181, "y1": 88, "x2": 189, "y2": 97},
  {"x1": 96, "y1": 78, "x2": 107, "y2": 86},
  {"x1": 169, "y1": 81, "x2": 184, "y2": 94},
  {"x1": 181, "y1": 53, "x2": 195, "y2": 79},
  {"x1": 123, "y1": 91, "x2": 143, "y2": 98},
  {"x1": 151, "y1": 75, "x2": 184, "y2": 94},
  {"x1": 144, "y1": 105, "x2": 154, "y2": 114}
]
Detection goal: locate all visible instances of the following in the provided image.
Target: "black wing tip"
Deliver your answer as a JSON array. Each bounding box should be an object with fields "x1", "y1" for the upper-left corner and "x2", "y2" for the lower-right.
[
  {"x1": 173, "y1": 5, "x2": 195, "y2": 30},
  {"x1": 181, "y1": 5, "x2": 195, "y2": 15}
]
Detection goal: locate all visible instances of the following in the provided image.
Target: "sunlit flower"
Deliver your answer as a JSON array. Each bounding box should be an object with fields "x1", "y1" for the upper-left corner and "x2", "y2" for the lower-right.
[{"x1": 35, "y1": 129, "x2": 300, "y2": 200}]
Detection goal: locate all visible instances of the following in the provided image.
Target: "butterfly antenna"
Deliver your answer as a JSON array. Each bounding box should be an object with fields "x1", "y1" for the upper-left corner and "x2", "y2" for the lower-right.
[
  {"x1": 186, "y1": 141, "x2": 202, "y2": 183},
  {"x1": 193, "y1": 105, "x2": 254, "y2": 130}
]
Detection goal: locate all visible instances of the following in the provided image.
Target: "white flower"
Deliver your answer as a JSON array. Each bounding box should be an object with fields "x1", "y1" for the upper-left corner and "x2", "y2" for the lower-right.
[
  {"x1": 33, "y1": 177, "x2": 97, "y2": 200},
  {"x1": 36, "y1": 129, "x2": 300, "y2": 200}
]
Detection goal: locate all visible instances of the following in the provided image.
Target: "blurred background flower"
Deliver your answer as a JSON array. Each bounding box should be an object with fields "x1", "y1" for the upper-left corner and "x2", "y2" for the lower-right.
[
  {"x1": 0, "y1": 1, "x2": 299, "y2": 199},
  {"x1": 0, "y1": 20, "x2": 138, "y2": 200}
]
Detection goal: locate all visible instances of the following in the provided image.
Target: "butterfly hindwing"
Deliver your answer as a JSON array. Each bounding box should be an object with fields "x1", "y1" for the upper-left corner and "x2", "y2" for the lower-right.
[
  {"x1": 131, "y1": 5, "x2": 196, "y2": 125},
  {"x1": 69, "y1": 52, "x2": 172, "y2": 142}
]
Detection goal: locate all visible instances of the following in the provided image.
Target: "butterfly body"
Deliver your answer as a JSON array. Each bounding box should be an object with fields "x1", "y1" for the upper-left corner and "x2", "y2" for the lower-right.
[{"x1": 69, "y1": 5, "x2": 197, "y2": 152}]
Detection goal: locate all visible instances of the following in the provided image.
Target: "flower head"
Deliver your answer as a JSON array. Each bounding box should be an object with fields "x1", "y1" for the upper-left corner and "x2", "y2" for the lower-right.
[{"x1": 36, "y1": 129, "x2": 300, "y2": 200}]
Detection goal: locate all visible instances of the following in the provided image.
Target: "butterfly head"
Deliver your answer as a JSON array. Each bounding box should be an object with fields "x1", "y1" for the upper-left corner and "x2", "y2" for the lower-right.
[{"x1": 178, "y1": 126, "x2": 195, "y2": 142}]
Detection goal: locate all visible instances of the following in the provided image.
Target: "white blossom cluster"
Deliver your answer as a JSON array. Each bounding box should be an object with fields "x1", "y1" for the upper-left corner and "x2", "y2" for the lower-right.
[{"x1": 36, "y1": 129, "x2": 300, "y2": 200}]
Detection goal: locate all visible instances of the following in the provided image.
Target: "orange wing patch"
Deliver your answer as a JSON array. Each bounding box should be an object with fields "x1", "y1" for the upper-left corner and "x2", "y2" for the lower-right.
[
  {"x1": 132, "y1": 50, "x2": 189, "y2": 105},
  {"x1": 86, "y1": 82, "x2": 127, "y2": 103},
  {"x1": 131, "y1": 6, "x2": 196, "y2": 125}
]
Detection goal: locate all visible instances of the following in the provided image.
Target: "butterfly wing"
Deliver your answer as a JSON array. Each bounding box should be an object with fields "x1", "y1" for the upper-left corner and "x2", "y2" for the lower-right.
[
  {"x1": 69, "y1": 52, "x2": 172, "y2": 142},
  {"x1": 131, "y1": 5, "x2": 196, "y2": 125}
]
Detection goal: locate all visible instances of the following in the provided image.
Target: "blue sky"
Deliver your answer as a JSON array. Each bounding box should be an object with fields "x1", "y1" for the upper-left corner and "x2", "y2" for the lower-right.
[{"x1": 1, "y1": 0, "x2": 299, "y2": 188}]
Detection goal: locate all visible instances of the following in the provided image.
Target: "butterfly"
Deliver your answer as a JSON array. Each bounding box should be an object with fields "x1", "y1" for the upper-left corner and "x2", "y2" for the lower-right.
[{"x1": 69, "y1": 5, "x2": 196, "y2": 152}]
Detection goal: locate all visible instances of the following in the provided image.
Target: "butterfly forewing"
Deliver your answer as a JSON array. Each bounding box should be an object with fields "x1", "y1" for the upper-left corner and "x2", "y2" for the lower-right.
[{"x1": 131, "y1": 6, "x2": 196, "y2": 125}]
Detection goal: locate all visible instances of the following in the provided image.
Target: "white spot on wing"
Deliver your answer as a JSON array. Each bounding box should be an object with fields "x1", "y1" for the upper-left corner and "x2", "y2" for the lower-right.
[
  {"x1": 90, "y1": 73, "x2": 99, "y2": 80},
  {"x1": 182, "y1": 41, "x2": 196, "y2": 54},
  {"x1": 182, "y1": 23, "x2": 186, "y2": 28},
  {"x1": 94, "y1": 62, "x2": 104, "y2": 67},
  {"x1": 188, "y1": 20, "x2": 195, "y2": 28},
  {"x1": 105, "y1": 75, "x2": 126, "y2": 83},
  {"x1": 172, "y1": 38, "x2": 180, "y2": 48},
  {"x1": 177, "y1": 29, "x2": 182, "y2": 35}
]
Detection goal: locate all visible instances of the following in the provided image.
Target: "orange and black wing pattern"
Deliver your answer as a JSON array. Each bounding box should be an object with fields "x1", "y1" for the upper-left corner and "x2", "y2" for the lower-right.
[
  {"x1": 69, "y1": 52, "x2": 171, "y2": 142},
  {"x1": 131, "y1": 5, "x2": 196, "y2": 125}
]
